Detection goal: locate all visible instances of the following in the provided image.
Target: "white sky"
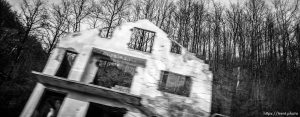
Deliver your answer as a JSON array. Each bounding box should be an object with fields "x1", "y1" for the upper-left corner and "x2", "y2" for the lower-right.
[
  {"x1": 8, "y1": 0, "x2": 60, "y2": 11},
  {"x1": 7, "y1": 0, "x2": 21, "y2": 11},
  {"x1": 7, "y1": 0, "x2": 245, "y2": 30},
  {"x1": 7, "y1": 0, "x2": 292, "y2": 12},
  {"x1": 8, "y1": 0, "x2": 245, "y2": 12}
]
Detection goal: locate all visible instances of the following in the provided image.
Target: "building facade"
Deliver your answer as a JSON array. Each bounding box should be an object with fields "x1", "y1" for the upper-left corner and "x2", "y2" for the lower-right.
[{"x1": 21, "y1": 20, "x2": 213, "y2": 117}]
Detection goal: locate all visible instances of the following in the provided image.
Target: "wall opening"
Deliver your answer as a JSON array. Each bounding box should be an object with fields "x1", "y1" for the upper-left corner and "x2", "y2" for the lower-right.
[
  {"x1": 158, "y1": 71, "x2": 191, "y2": 97},
  {"x1": 170, "y1": 41, "x2": 181, "y2": 54},
  {"x1": 86, "y1": 102, "x2": 127, "y2": 117},
  {"x1": 32, "y1": 89, "x2": 66, "y2": 117},
  {"x1": 99, "y1": 27, "x2": 114, "y2": 38},
  {"x1": 55, "y1": 51, "x2": 77, "y2": 78},
  {"x1": 90, "y1": 50, "x2": 145, "y2": 93},
  {"x1": 128, "y1": 27, "x2": 155, "y2": 53}
]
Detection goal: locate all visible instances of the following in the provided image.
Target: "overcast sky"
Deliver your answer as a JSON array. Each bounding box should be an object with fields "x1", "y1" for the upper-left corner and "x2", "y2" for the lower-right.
[
  {"x1": 8, "y1": 0, "x2": 20, "y2": 11},
  {"x1": 8, "y1": 0, "x2": 245, "y2": 12}
]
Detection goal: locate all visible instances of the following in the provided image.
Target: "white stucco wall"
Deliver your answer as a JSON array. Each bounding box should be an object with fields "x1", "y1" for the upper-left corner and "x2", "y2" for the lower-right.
[{"x1": 47, "y1": 19, "x2": 212, "y2": 117}]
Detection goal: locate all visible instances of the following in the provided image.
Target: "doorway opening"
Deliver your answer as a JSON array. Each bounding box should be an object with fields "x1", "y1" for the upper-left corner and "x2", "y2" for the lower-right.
[
  {"x1": 32, "y1": 89, "x2": 66, "y2": 117},
  {"x1": 55, "y1": 51, "x2": 77, "y2": 78},
  {"x1": 86, "y1": 102, "x2": 127, "y2": 117}
]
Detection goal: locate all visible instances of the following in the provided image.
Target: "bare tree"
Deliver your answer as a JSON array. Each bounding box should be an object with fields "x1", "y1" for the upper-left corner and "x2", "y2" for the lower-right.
[
  {"x1": 87, "y1": 0, "x2": 103, "y2": 28},
  {"x1": 190, "y1": 0, "x2": 206, "y2": 54},
  {"x1": 17, "y1": 0, "x2": 45, "y2": 61},
  {"x1": 97, "y1": 0, "x2": 131, "y2": 38},
  {"x1": 272, "y1": 0, "x2": 299, "y2": 68},
  {"x1": 154, "y1": 0, "x2": 175, "y2": 29},
  {"x1": 41, "y1": 0, "x2": 72, "y2": 55},
  {"x1": 173, "y1": 0, "x2": 193, "y2": 52},
  {"x1": 130, "y1": 1, "x2": 142, "y2": 21},
  {"x1": 70, "y1": 0, "x2": 92, "y2": 32},
  {"x1": 141, "y1": 0, "x2": 156, "y2": 21}
]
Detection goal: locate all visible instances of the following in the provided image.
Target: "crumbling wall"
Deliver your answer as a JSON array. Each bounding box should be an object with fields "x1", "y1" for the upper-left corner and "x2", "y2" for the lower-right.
[
  {"x1": 56, "y1": 20, "x2": 212, "y2": 117},
  {"x1": 130, "y1": 34, "x2": 212, "y2": 116}
]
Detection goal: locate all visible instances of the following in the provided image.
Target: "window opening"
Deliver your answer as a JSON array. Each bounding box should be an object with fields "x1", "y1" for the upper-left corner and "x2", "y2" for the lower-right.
[
  {"x1": 32, "y1": 89, "x2": 66, "y2": 117},
  {"x1": 91, "y1": 53, "x2": 140, "y2": 92},
  {"x1": 86, "y1": 102, "x2": 127, "y2": 117},
  {"x1": 99, "y1": 27, "x2": 114, "y2": 38},
  {"x1": 170, "y1": 41, "x2": 181, "y2": 54},
  {"x1": 158, "y1": 71, "x2": 191, "y2": 97},
  {"x1": 55, "y1": 51, "x2": 77, "y2": 78},
  {"x1": 128, "y1": 27, "x2": 155, "y2": 53}
]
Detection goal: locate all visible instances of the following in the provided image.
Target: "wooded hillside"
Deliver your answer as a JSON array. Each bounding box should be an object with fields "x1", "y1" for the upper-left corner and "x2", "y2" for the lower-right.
[{"x1": 0, "y1": 0, "x2": 299, "y2": 116}]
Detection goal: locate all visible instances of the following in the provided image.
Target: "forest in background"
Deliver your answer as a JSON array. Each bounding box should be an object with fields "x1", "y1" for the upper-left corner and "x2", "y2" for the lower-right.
[
  {"x1": 0, "y1": 0, "x2": 47, "y2": 116},
  {"x1": 0, "y1": 0, "x2": 299, "y2": 116}
]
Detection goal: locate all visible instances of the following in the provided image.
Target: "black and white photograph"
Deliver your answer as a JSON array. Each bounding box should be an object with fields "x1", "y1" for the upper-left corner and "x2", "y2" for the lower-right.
[{"x1": 0, "y1": 0, "x2": 299, "y2": 117}]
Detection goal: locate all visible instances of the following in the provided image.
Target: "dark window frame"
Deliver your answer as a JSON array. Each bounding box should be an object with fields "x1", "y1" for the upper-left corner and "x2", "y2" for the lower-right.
[
  {"x1": 86, "y1": 102, "x2": 127, "y2": 117},
  {"x1": 90, "y1": 49, "x2": 146, "y2": 90},
  {"x1": 92, "y1": 54, "x2": 136, "y2": 88},
  {"x1": 158, "y1": 71, "x2": 192, "y2": 97},
  {"x1": 170, "y1": 41, "x2": 182, "y2": 54},
  {"x1": 128, "y1": 27, "x2": 156, "y2": 53},
  {"x1": 55, "y1": 50, "x2": 77, "y2": 78},
  {"x1": 32, "y1": 89, "x2": 66, "y2": 117}
]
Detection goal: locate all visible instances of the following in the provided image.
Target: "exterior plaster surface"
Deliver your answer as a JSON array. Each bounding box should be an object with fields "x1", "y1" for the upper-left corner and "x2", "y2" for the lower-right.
[
  {"x1": 59, "y1": 20, "x2": 212, "y2": 116},
  {"x1": 22, "y1": 20, "x2": 213, "y2": 117}
]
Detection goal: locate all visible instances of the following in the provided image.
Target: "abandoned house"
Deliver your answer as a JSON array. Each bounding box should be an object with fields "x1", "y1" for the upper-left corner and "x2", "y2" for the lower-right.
[{"x1": 20, "y1": 20, "x2": 213, "y2": 117}]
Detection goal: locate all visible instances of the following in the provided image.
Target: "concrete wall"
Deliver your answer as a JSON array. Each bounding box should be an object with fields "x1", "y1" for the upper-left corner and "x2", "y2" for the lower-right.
[
  {"x1": 57, "y1": 20, "x2": 212, "y2": 117},
  {"x1": 22, "y1": 20, "x2": 212, "y2": 117},
  {"x1": 20, "y1": 48, "x2": 66, "y2": 117},
  {"x1": 130, "y1": 44, "x2": 212, "y2": 116}
]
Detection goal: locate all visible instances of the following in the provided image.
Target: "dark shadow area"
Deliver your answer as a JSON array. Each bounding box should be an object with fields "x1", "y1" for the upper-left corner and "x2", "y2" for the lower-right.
[
  {"x1": 0, "y1": 1, "x2": 48, "y2": 116},
  {"x1": 158, "y1": 71, "x2": 191, "y2": 97},
  {"x1": 86, "y1": 102, "x2": 127, "y2": 117},
  {"x1": 92, "y1": 53, "x2": 136, "y2": 91},
  {"x1": 55, "y1": 51, "x2": 77, "y2": 78},
  {"x1": 170, "y1": 41, "x2": 181, "y2": 54},
  {"x1": 32, "y1": 89, "x2": 66, "y2": 117}
]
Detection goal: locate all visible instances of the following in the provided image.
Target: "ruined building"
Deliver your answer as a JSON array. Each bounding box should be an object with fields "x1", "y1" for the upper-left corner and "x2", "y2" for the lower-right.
[{"x1": 21, "y1": 20, "x2": 212, "y2": 117}]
